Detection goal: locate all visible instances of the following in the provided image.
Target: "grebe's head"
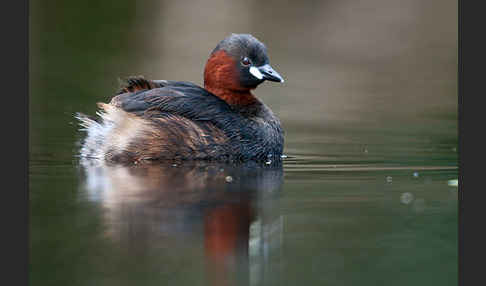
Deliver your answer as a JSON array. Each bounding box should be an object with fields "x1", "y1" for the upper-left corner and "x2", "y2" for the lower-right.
[{"x1": 204, "y1": 34, "x2": 284, "y2": 101}]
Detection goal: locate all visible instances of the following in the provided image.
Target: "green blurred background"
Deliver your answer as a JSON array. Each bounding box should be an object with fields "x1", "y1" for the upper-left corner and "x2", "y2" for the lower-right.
[{"x1": 30, "y1": 0, "x2": 457, "y2": 150}]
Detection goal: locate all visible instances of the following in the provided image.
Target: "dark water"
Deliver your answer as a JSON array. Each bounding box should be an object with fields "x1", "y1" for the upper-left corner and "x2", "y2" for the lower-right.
[{"x1": 30, "y1": 1, "x2": 458, "y2": 285}]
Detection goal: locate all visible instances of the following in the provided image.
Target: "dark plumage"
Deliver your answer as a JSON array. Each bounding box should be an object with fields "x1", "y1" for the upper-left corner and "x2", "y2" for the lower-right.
[{"x1": 76, "y1": 34, "x2": 285, "y2": 163}]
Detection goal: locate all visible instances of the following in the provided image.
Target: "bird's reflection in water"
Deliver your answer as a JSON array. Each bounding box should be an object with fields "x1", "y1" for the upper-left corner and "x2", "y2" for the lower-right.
[{"x1": 79, "y1": 159, "x2": 284, "y2": 286}]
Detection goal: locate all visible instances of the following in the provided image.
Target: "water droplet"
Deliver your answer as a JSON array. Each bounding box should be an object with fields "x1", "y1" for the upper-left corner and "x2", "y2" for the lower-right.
[
  {"x1": 225, "y1": 176, "x2": 233, "y2": 183},
  {"x1": 413, "y1": 172, "x2": 419, "y2": 178},
  {"x1": 386, "y1": 176, "x2": 393, "y2": 183},
  {"x1": 448, "y1": 179, "x2": 458, "y2": 187},
  {"x1": 400, "y1": 192, "x2": 414, "y2": 204},
  {"x1": 265, "y1": 160, "x2": 272, "y2": 165},
  {"x1": 280, "y1": 154, "x2": 288, "y2": 159}
]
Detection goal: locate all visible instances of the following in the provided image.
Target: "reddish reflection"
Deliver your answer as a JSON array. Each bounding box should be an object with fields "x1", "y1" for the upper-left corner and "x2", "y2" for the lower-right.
[
  {"x1": 204, "y1": 201, "x2": 254, "y2": 286},
  {"x1": 205, "y1": 203, "x2": 254, "y2": 261}
]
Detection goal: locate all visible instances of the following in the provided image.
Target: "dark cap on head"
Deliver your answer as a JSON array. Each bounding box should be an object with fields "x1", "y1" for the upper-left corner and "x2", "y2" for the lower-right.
[{"x1": 212, "y1": 34, "x2": 269, "y2": 67}]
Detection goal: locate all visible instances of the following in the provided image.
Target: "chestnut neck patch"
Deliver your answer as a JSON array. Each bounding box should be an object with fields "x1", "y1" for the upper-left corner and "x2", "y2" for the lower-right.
[{"x1": 204, "y1": 50, "x2": 257, "y2": 106}]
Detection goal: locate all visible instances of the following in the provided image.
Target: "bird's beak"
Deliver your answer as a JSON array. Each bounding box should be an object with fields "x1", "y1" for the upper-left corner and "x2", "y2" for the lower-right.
[
  {"x1": 249, "y1": 64, "x2": 284, "y2": 83},
  {"x1": 258, "y1": 64, "x2": 284, "y2": 83}
]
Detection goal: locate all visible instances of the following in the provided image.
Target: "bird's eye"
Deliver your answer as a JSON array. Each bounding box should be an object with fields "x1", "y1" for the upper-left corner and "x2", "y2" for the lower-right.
[{"x1": 241, "y1": 57, "x2": 251, "y2": 66}]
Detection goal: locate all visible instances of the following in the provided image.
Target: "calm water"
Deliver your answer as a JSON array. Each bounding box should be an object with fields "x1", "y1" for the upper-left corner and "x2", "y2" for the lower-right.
[{"x1": 30, "y1": 1, "x2": 458, "y2": 285}]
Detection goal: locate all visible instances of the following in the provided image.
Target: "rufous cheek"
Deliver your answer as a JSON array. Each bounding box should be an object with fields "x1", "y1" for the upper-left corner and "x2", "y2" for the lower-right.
[
  {"x1": 204, "y1": 50, "x2": 242, "y2": 90},
  {"x1": 203, "y1": 50, "x2": 257, "y2": 106}
]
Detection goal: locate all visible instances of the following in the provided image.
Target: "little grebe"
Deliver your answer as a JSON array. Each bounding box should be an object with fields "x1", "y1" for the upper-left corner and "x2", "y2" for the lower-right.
[{"x1": 76, "y1": 34, "x2": 285, "y2": 163}]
